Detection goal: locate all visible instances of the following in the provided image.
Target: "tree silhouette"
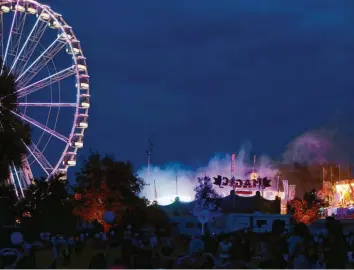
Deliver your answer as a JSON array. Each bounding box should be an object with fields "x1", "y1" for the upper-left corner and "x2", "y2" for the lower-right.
[
  {"x1": 288, "y1": 188, "x2": 325, "y2": 225},
  {"x1": 121, "y1": 198, "x2": 170, "y2": 234},
  {"x1": 194, "y1": 176, "x2": 221, "y2": 201},
  {"x1": 0, "y1": 59, "x2": 31, "y2": 183},
  {"x1": 18, "y1": 175, "x2": 76, "y2": 235},
  {"x1": 73, "y1": 152, "x2": 146, "y2": 230},
  {"x1": 0, "y1": 184, "x2": 17, "y2": 226},
  {"x1": 144, "y1": 203, "x2": 170, "y2": 234}
]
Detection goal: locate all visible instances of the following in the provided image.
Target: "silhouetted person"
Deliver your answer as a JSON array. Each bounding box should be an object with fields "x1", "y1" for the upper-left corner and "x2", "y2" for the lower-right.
[
  {"x1": 288, "y1": 222, "x2": 312, "y2": 268},
  {"x1": 324, "y1": 218, "x2": 348, "y2": 268},
  {"x1": 260, "y1": 219, "x2": 287, "y2": 269}
]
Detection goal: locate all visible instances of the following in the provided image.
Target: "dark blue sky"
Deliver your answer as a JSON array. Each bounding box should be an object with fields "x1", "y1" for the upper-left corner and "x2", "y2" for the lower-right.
[{"x1": 46, "y1": 0, "x2": 354, "y2": 170}]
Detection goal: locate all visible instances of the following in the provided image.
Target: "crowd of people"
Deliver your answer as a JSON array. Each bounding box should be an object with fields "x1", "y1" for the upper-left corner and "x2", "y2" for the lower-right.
[{"x1": 1, "y1": 216, "x2": 354, "y2": 269}]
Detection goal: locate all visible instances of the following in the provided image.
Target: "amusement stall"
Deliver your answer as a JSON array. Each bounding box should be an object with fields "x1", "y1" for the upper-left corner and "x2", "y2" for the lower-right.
[{"x1": 322, "y1": 179, "x2": 354, "y2": 219}]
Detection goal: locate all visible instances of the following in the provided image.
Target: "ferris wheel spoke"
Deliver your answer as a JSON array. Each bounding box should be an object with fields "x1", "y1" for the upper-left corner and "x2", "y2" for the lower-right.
[
  {"x1": 0, "y1": 13, "x2": 4, "y2": 60},
  {"x1": 15, "y1": 65, "x2": 75, "y2": 98},
  {"x1": 2, "y1": 0, "x2": 20, "y2": 73},
  {"x1": 17, "y1": 102, "x2": 77, "y2": 107},
  {"x1": 16, "y1": 37, "x2": 66, "y2": 88},
  {"x1": 9, "y1": 14, "x2": 48, "y2": 76},
  {"x1": 20, "y1": 155, "x2": 33, "y2": 186},
  {"x1": 7, "y1": 9, "x2": 27, "y2": 70},
  {"x1": 11, "y1": 110, "x2": 69, "y2": 143},
  {"x1": 24, "y1": 142, "x2": 52, "y2": 176}
]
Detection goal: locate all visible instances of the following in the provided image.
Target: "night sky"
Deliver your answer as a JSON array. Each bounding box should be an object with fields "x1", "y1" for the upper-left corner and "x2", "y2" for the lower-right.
[{"x1": 46, "y1": 0, "x2": 354, "y2": 171}]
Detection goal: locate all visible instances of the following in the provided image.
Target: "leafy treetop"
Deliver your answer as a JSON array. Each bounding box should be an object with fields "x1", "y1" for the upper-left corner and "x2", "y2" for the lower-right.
[{"x1": 194, "y1": 175, "x2": 221, "y2": 201}]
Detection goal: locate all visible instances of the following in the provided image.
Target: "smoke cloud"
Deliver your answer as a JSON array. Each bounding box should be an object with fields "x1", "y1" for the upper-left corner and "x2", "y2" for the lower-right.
[
  {"x1": 138, "y1": 143, "x2": 278, "y2": 203},
  {"x1": 137, "y1": 127, "x2": 354, "y2": 204},
  {"x1": 282, "y1": 128, "x2": 354, "y2": 165},
  {"x1": 282, "y1": 129, "x2": 334, "y2": 165}
]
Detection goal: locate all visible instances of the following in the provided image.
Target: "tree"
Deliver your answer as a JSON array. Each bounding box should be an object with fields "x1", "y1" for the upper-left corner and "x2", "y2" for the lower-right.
[
  {"x1": 73, "y1": 152, "x2": 146, "y2": 230},
  {"x1": 119, "y1": 199, "x2": 170, "y2": 234},
  {"x1": 192, "y1": 199, "x2": 222, "y2": 235},
  {"x1": 287, "y1": 189, "x2": 325, "y2": 225},
  {"x1": 0, "y1": 59, "x2": 31, "y2": 183},
  {"x1": 0, "y1": 184, "x2": 18, "y2": 226},
  {"x1": 18, "y1": 175, "x2": 76, "y2": 235},
  {"x1": 73, "y1": 180, "x2": 122, "y2": 232},
  {"x1": 194, "y1": 176, "x2": 221, "y2": 201},
  {"x1": 144, "y1": 204, "x2": 170, "y2": 234},
  {"x1": 193, "y1": 176, "x2": 222, "y2": 235}
]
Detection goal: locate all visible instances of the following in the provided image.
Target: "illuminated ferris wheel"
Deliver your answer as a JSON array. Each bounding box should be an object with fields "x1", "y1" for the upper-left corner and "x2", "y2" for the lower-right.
[{"x1": 0, "y1": 0, "x2": 89, "y2": 198}]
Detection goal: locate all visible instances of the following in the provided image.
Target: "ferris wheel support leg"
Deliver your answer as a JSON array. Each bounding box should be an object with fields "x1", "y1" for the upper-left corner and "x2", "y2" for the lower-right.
[
  {"x1": 21, "y1": 156, "x2": 33, "y2": 187},
  {"x1": 11, "y1": 163, "x2": 25, "y2": 199},
  {"x1": 8, "y1": 168, "x2": 19, "y2": 200}
]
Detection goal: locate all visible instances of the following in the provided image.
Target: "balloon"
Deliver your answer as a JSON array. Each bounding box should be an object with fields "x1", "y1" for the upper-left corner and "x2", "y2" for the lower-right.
[
  {"x1": 10, "y1": 232, "x2": 23, "y2": 245},
  {"x1": 103, "y1": 211, "x2": 115, "y2": 224}
]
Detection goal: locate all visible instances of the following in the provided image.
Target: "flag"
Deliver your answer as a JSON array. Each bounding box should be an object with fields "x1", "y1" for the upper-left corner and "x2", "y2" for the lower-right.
[
  {"x1": 154, "y1": 179, "x2": 157, "y2": 200},
  {"x1": 322, "y1": 167, "x2": 326, "y2": 189},
  {"x1": 322, "y1": 167, "x2": 327, "y2": 179},
  {"x1": 282, "y1": 180, "x2": 289, "y2": 200},
  {"x1": 231, "y1": 154, "x2": 236, "y2": 173},
  {"x1": 146, "y1": 140, "x2": 153, "y2": 155},
  {"x1": 288, "y1": 185, "x2": 296, "y2": 200}
]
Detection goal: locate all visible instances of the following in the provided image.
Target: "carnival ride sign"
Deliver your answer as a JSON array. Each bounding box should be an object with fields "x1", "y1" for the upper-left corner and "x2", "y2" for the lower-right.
[{"x1": 212, "y1": 175, "x2": 271, "y2": 189}]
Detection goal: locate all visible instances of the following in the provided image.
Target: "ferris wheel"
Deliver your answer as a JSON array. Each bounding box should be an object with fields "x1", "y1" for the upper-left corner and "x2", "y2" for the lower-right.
[{"x1": 0, "y1": 0, "x2": 89, "y2": 198}]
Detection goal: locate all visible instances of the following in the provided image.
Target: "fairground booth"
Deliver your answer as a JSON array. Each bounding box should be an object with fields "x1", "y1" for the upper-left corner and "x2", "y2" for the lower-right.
[
  {"x1": 323, "y1": 179, "x2": 354, "y2": 219},
  {"x1": 158, "y1": 173, "x2": 290, "y2": 235}
]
